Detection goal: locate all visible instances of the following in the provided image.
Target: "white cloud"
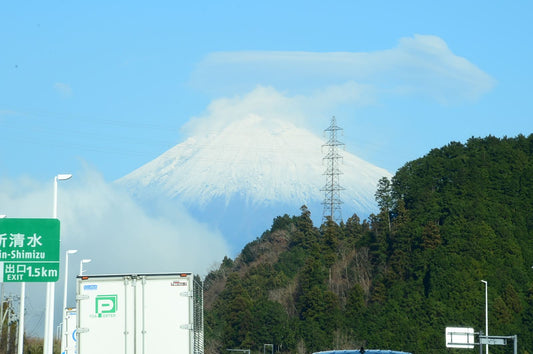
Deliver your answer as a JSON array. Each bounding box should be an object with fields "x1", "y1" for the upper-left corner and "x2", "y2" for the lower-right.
[
  {"x1": 380, "y1": 34, "x2": 496, "y2": 102},
  {"x1": 60, "y1": 169, "x2": 228, "y2": 274},
  {"x1": 189, "y1": 34, "x2": 495, "y2": 104},
  {"x1": 183, "y1": 86, "x2": 308, "y2": 136},
  {"x1": 182, "y1": 83, "x2": 374, "y2": 138},
  {"x1": 0, "y1": 168, "x2": 229, "y2": 335}
]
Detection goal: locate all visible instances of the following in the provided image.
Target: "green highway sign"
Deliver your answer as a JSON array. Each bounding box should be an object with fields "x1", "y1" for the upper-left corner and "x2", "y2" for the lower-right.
[{"x1": 0, "y1": 218, "x2": 60, "y2": 282}]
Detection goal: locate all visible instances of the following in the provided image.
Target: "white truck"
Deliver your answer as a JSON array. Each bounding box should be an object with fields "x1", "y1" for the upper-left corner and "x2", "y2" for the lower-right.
[{"x1": 75, "y1": 273, "x2": 203, "y2": 354}]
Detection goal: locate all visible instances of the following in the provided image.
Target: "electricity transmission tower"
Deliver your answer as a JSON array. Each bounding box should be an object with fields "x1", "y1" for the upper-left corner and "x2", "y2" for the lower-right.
[{"x1": 321, "y1": 116, "x2": 345, "y2": 224}]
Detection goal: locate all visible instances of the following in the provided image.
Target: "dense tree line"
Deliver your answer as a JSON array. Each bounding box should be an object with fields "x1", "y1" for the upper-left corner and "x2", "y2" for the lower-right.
[{"x1": 203, "y1": 134, "x2": 533, "y2": 354}]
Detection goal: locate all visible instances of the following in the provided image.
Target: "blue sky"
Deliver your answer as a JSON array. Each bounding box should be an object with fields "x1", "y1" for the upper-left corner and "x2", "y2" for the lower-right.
[
  {"x1": 1, "y1": 0, "x2": 532, "y2": 336},
  {"x1": 2, "y1": 1, "x2": 531, "y2": 182}
]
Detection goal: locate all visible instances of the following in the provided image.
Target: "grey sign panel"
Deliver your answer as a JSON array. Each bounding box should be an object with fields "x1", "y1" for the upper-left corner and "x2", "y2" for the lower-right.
[{"x1": 480, "y1": 337, "x2": 507, "y2": 345}]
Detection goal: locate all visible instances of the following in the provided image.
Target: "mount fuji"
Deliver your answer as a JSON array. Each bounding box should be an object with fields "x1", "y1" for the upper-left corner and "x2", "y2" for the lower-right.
[{"x1": 116, "y1": 115, "x2": 392, "y2": 252}]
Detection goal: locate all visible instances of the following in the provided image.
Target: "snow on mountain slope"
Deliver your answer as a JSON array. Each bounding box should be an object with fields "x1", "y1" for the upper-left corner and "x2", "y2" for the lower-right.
[{"x1": 117, "y1": 115, "x2": 392, "y2": 215}]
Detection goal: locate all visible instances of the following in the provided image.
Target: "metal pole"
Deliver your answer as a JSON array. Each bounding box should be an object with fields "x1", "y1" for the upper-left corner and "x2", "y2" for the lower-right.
[
  {"x1": 43, "y1": 176, "x2": 58, "y2": 354},
  {"x1": 479, "y1": 331, "x2": 483, "y2": 354},
  {"x1": 6, "y1": 316, "x2": 11, "y2": 354},
  {"x1": 80, "y1": 259, "x2": 91, "y2": 276},
  {"x1": 17, "y1": 282, "x2": 25, "y2": 354},
  {"x1": 61, "y1": 250, "x2": 77, "y2": 354},
  {"x1": 481, "y1": 280, "x2": 488, "y2": 354},
  {"x1": 44, "y1": 174, "x2": 72, "y2": 354},
  {"x1": 62, "y1": 251, "x2": 77, "y2": 312}
]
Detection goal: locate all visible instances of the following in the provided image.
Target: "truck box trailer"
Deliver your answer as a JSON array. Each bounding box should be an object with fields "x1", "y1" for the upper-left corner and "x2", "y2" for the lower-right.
[{"x1": 76, "y1": 273, "x2": 203, "y2": 354}]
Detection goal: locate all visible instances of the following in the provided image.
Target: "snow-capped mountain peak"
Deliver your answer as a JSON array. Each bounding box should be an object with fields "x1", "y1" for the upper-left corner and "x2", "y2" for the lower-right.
[{"x1": 117, "y1": 115, "x2": 391, "y2": 214}]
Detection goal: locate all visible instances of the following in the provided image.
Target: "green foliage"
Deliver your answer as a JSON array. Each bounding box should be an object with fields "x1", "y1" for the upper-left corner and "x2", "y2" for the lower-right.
[
  {"x1": 203, "y1": 134, "x2": 533, "y2": 353},
  {"x1": 271, "y1": 214, "x2": 294, "y2": 232}
]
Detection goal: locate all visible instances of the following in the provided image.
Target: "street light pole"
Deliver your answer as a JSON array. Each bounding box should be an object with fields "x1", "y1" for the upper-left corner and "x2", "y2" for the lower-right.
[
  {"x1": 44, "y1": 174, "x2": 72, "y2": 354},
  {"x1": 62, "y1": 250, "x2": 78, "y2": 314},
  {"x1": 481, "y1": 280, "x2": 488, "y2": 354},
  {"x1": 61, "y1": 249, "x2": 78, "y2": 354},
  {"x1": 80, "y1": 259, "x2": 92, "y2": 276}
]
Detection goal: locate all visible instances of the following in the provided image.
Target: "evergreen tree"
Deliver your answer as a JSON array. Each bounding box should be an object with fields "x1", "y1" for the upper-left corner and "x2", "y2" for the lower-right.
[{"x1": 375, "y1": 177, "x2": 394, "y2": 232}]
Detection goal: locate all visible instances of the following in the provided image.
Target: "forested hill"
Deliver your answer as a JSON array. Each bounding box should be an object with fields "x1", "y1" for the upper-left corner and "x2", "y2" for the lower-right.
[{"x1": 202, "y1": 134, "x2": 533, "y2": 354}]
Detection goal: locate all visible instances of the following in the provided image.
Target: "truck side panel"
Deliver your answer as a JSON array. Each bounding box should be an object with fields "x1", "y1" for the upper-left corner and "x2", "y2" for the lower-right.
[
  {"x1": 77, "y1": 273, "x2": 195, "y2": 354},
  {"x1": 138, "y1": 276, "x2": 192, "y2": 353},
  {"x1": 77, "y1": 276, "x2": 134, "y2": 354}
]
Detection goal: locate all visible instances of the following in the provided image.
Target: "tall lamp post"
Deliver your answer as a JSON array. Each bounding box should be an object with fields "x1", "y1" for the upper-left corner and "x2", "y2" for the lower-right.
[
  {"x1": 62, "y1": 250, "x2": 78, "y2": 314},
  {"x1": 44, "y1": 173, "x2": 72, "y2": 354},
  {"x1": 61, "y1": 250, "x2": 78, "y2": 353},
  {"x1": 481, "y1": 280, "x2": 488, "y2": 354},
  {"x1": 80, "y1": 259, "x2": 92, "y2": 275}
]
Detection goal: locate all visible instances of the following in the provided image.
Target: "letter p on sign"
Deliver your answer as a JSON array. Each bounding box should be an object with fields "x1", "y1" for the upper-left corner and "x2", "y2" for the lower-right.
[{"x1": 95, "y1": 295, "x2": 117, "y2": 317}]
